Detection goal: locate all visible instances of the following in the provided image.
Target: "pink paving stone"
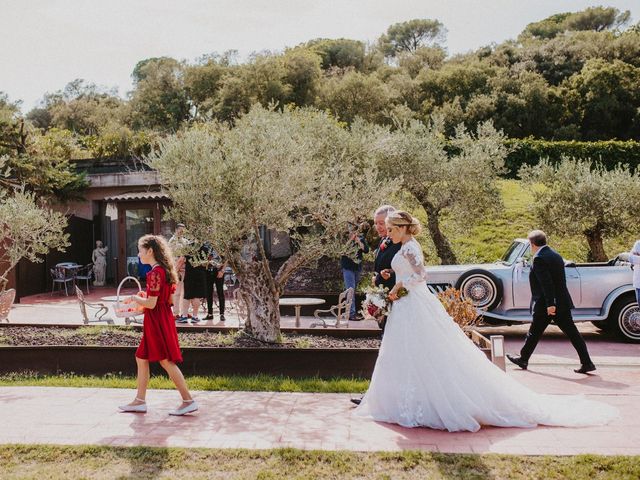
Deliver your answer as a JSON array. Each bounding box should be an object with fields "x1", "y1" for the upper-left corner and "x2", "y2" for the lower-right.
[{"x1": 3, "y1": 365, "x2": 635, "y2": 456}]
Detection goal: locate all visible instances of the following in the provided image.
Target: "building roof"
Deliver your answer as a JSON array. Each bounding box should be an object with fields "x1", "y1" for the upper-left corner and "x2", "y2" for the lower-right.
[
  {"x1": 71, "y1": 157, "x2": 152, "y2": 175},
  {"x1": 103, "y1": 191, "x2": 170, "y2": 202}
]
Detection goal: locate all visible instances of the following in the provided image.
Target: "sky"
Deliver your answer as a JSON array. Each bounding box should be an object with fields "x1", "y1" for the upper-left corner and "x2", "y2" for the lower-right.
[{"x1": 1, "y1": 0, "x2": 639, "y2": 111}]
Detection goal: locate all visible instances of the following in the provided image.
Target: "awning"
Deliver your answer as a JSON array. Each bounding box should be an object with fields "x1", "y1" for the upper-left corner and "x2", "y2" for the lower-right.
[{"x1": 103, "y1": 191, "x2": 170, "y2": 202}]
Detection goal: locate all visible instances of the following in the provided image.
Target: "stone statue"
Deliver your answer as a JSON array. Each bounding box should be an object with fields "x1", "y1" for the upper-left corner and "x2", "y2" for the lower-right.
[{"x1": 92, "y1": 240, "x2": 108, "y2": 286}]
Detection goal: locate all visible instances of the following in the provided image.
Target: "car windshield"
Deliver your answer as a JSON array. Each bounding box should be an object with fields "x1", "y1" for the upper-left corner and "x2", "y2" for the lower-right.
[{"x1": 501, "y1": 242, "x2": 525, "y2": 265}]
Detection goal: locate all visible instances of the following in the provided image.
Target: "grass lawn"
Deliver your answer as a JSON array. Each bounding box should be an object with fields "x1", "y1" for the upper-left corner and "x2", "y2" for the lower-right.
[
  {"x1": 0, "y1": 445, "x2": 638, "y2": 479},
  {"x1": 0, "y1": 372, "x2": 369, "y2": 393}
]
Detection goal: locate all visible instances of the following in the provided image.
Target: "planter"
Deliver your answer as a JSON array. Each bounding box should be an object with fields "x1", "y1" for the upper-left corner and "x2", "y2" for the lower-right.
[{"x1": 0, "y1": 345, "x2": 379, "y2": 379}]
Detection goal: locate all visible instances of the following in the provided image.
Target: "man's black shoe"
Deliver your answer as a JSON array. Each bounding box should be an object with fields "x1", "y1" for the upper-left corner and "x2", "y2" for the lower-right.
[
  {"x1": 350, "y1": 398, "x2": 362, "y2": 406},
  {"x1": 574, "y1": 363, "x2": 596, "y2": 374},
  {"x1": 507, "y1": 354, "x2": 528, "y2": 370}
]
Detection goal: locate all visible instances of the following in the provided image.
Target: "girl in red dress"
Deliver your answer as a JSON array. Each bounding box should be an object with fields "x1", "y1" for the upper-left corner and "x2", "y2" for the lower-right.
[{"x1": 118, "y1": 234, "x2": 198, "y2": 416}]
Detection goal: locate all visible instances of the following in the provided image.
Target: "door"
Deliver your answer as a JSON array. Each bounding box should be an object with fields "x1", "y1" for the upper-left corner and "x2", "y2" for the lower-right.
[{"x1": 512, "y1": 257, "x2": 581, "y2": 309}]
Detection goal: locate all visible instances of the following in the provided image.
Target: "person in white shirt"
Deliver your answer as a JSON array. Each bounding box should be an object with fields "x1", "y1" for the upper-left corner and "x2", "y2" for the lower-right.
[{"x1": 629, "y1": 240, "x2": 640, "y2": 304}]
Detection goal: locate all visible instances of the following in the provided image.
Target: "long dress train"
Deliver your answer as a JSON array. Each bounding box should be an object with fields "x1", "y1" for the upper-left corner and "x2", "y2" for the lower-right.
[{"x1": 355, "y1": 239, "x2": 618, "y2": 432}]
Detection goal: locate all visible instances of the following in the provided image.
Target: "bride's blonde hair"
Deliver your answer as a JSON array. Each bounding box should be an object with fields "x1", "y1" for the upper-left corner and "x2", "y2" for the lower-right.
[{"x1": 387, "y1": 210, "x2": 422, "y2": 236}]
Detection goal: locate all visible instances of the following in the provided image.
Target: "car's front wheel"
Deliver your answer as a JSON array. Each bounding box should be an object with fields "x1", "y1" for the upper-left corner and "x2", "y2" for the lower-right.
[
  {"x1": 607, "y1": 294, "x2": 640, "y2": 343},
  {"x1": 455, "y1": 270, "x2": 503, "y2": 311}
]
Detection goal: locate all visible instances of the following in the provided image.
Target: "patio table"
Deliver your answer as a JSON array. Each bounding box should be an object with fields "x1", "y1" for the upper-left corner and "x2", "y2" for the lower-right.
[{"x1": 279, "y1": 297, "x2": 325, "y2": 328}]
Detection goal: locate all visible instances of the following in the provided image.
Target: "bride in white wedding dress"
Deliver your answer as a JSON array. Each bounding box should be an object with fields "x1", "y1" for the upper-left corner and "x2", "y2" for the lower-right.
[{"x1": 356, "y1": 210, "x2": 619, "y2": 432}]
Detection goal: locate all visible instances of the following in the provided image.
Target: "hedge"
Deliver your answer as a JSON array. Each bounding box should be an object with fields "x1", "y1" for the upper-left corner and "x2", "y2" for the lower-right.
[{"x1": 503, "y1": 139, "x2": 640, "y2": 177}]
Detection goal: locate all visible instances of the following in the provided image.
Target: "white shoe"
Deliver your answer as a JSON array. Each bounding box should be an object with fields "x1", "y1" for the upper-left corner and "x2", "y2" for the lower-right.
[
  {"x1": 169, "y1": 400, "x2": 198, "y2": 416},
  {"x1": 118, "y1": 398, "x2": 147, "y2": 413}
]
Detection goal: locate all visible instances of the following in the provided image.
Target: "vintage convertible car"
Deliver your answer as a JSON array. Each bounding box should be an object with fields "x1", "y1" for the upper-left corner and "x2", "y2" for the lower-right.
[{"x1": 425, "y1": 239, "x2": 640, "y2": 342}]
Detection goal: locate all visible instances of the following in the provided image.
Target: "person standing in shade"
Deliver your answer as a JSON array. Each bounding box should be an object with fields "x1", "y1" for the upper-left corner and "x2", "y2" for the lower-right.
[
  {"x1": 341, "y1": 222, "x2": 369, "y2": 321},
  {"x1": 507, "y1": 230, "x2": 596, "y2": 374},
  {"x1": 169, "y1": 223, "x2": 188, "y2": 319},
  {"x1": 204, "y1": 242, "x2": 227, "y2": 322},
  {"x1": 118, "y1": 234, "x2": 198, "y2": 416},
  {"x1": 178, "y1": 243, "x2": 208, "y2": 324}
]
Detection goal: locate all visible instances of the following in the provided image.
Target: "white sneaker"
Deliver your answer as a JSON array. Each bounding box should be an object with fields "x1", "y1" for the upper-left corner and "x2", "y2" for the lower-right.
[
  {"x1": 169, "y1": 400, "x2": 198, "y2": 416},
  {"x1": 118, "y1": 398, "x2": 147, "y2": 413}
]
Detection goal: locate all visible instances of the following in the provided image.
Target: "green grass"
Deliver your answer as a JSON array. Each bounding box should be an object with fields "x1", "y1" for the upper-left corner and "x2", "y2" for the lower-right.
[
  {"x1": 414, "y1": 180, "x2": 637, "y2": 265},
  {"x1": 0, "y1": 445, "x2": 637, "y2": 479},
  {"x1": 0, "y1": 372, "x2": 369, "y2": 393}
]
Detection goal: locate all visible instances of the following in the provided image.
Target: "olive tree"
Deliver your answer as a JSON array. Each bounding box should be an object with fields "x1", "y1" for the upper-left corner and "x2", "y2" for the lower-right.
[
  {"x1": 148, "y1": 106, "x2": 390, "y2": 342},
  {"x1": 0, "y1": 157, "x2": 70, "y2": 291},
  {"x1": 379, "y1": 118, "x2": 508, "y2": 265},
  {"x1": 519, "y1": 158, "x2": 640, "y2": 262}
]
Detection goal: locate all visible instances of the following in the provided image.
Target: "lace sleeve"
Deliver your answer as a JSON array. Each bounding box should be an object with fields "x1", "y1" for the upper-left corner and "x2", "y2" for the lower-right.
[
  {"x1": 146, "y1": 268, "x2": 164, "y2": 297},
  {"x1": 400, "y1": 241, "x2": 428, "y2": 288}
]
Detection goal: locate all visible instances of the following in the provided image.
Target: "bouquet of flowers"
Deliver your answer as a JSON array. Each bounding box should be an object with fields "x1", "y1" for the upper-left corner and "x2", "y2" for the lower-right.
[{"x1": 361, "y1": 284, "x2": 409, "y2": 324}]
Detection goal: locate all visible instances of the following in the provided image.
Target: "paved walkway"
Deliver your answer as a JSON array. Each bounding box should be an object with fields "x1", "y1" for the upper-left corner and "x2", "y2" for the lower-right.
[
  {"x1": 1, "y1": 364, "x2": 638, "y2": 455},
  {"x1": 8, "y1": 287, "x2": 380, "y2": 329}
]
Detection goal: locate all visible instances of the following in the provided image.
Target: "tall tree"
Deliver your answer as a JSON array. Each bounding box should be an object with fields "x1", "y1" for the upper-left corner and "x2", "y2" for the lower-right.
[
  {"x1": 379, "y1": 19, "x2": 446, "y2": 57},
  {"x1": 561, "y1": 58, "x2": 640, "y2": 140},
  {"x1": 519, "y1": 158, "x2": 640, "y2": 261},
  {"x1": 305, "y1": 38, "x2": 366, "y2": 71},
  {"x1": 149, "y1": 106, "x2": 389, "y2": 342},
  {"x1": 379, "y1": 119, "x2": 508, "y2": 264},
  {"x1": 0, "y1": 183, "x2": 70, "y2": 291},
  {"x1": 520, "y1": 7, "x2": 631, "y2": 40},
  {"x1": 318, "y1": 71, "x2": 392, "y2": 124},
  {"x1": 129, "y1": 57, "x2": 190, "y2": 131}
]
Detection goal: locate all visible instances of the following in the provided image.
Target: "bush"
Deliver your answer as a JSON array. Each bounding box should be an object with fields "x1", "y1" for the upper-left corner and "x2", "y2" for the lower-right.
[
  {"x1": 503, "y1": 138, "x2": 640, "y2": 177},
  {"x1": 437, "y1": 287, "x2": 480, "y2": 331}
]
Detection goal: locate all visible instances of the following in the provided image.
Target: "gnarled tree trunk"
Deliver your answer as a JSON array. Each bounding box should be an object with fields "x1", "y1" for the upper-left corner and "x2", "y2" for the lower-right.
[
  {"x1": 585, "y1": 228, "x2": 608, "y2": 262},
  {"x1": 238, "y1": 261, "x2": 281, "y2": 343},
  {"x1": 423, "y1": 204, "x2": 458, "y2": 265}
]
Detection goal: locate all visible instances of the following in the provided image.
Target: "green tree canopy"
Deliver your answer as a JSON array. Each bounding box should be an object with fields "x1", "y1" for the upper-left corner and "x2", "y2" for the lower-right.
[
  {"x1": 379, "y1": 19, "x2": 446, "y2": 57},
  {"x1": 129, "y1": 57, "x2": 190, "y2": 131},
  {"x1": 519, "y1": 158, "x2": 640, "y2": 261},
  {"x1": 149, "y1": 105, "x2": 390, "y2": 342},
  {"x1": 520, "y1": 6, "x2": 631, "y2": 40}
]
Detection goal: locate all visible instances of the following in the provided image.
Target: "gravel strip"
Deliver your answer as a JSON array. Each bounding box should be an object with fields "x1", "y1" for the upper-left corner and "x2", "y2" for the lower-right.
[{"x1": 0, "y1": 326, "x2": 381, "y2": 349}]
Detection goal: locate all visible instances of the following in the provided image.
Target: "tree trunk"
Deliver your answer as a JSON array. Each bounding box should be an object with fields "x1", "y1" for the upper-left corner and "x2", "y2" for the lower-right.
[
  {"x1": 585, "y1": 229, "x2": 608, "y2": 262},
  {"x1": 423, "y1": 204, "x2": 458, "y2": 265},
  {"x1": 238, "y1": 262, "x2": 281, "y2": 343}
]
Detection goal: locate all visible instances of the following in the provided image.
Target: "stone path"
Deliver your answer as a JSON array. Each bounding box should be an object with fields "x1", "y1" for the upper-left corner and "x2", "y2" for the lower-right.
[{"x1": 1, "y1": 364, "x2": 638, "y2": 455}]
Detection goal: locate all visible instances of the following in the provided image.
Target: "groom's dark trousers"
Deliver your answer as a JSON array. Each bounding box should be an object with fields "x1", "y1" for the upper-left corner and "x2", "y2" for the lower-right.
[{"x1": 519, "y1": 246, "x2": 592, "y2": 365}]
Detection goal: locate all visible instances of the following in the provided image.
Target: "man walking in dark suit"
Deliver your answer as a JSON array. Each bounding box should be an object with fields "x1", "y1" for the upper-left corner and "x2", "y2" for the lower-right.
[{"x1": 508, "y1": 230, "x2": 596, "y2": 374}]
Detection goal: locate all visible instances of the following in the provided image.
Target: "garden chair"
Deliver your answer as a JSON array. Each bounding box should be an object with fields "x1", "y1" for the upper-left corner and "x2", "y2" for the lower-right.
[
  {"x1": 0, "y1": 289, "x2": 16, "y2": 322},
  {"x1": 75, "y1": 286, "x2": 113, "y2": 324},
  {"x1": 50, "y1": 266, "x2": 74, "y2": 296},
  {"x1": 74, "y1": 264, "x2": 94, "y2": 294},
  {"x1": 310, "y1": 287, "x2": 354, "y2": 328}
]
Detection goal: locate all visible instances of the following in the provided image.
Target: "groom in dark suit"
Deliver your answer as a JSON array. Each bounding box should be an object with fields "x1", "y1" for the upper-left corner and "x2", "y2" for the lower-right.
[{"x1": 508, "y1": 230, "x2": 596, "y2": 374}]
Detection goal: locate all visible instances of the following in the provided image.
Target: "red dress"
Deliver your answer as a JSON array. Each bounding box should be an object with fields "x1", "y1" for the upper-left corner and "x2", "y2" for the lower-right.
[{"x1": 135, "y1": 266, "x2": 183, "y2": 363}]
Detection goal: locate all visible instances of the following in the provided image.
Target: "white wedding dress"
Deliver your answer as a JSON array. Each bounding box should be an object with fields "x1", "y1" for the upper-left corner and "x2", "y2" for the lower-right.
[{"x1": 356, "y1": 239, "x2": 619, "y2": 432}]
